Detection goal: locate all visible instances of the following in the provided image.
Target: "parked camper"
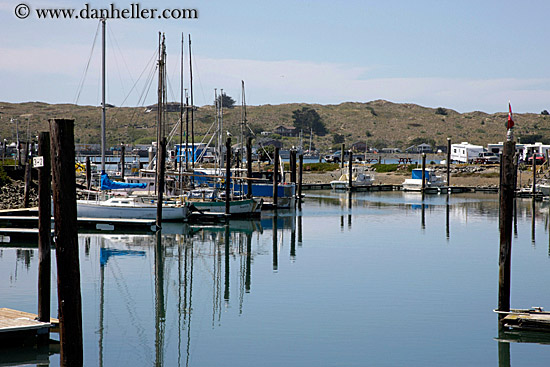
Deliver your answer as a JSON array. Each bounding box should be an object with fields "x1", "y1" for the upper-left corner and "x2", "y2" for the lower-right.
[{"x1": 450, "y1": 142, "x2": 484, "y2": 163}]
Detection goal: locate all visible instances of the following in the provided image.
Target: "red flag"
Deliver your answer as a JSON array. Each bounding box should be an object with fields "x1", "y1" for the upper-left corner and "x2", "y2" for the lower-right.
[{"x1": 507, "y1": 102, "x2": 514, "y2": 129}]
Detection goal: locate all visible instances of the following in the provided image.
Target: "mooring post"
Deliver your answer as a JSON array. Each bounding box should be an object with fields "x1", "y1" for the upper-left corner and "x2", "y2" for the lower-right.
[
  {"x1": 23, "y1": 161, "x2": 32, "y2": 208},
  {"x1": 298, "y1": 154, "x2": 303, "y2": 209},
  {"x1": 85, "y1": 157, "x2": 91, "y2": 190},
  {"x1": 532, "y1": 152, "x2": 536, "y2": 196},
  {"x1": 272, "y1": 215, "x2": 278, "y2": 271},
  {"x1": 446, "y1": 138, "x2": 451, "y2": 187},
  {"x1": 37, "y1": 132, "x2": 51, "y2": 345},
  {"x1": 498, "y1": 140, "x2": 516, "y2": 313},
  {"x1": 273, "y1": 147, "x2": 279, "y2": 208},
  {"x1": 421, "y1": 153, "x2": 426, "y2": 193},
  {"x1": 49, "y1": 119, "x2": 83, "y2": 366},
  {"x1": 225, "y1": 137, "x2": 231, "y2": 215},
  {"x1": 341, "y1": 143, "x2": 345, "y2": 169},
  {"x1": 246, "y1": 137, "x2": 252, "y2": 199},
  {"x1": 156, "y1": 137, "x2": 166, "y2": 228},
  {"x1": 120, "y1": 143, "x2": 125, "y2": 181},
  {"x1": 348, "y1": 150, "x2": 353, "y2": 191},
  {"x1": 290, "y1": 149, "x2": 297, "y2": 184}
]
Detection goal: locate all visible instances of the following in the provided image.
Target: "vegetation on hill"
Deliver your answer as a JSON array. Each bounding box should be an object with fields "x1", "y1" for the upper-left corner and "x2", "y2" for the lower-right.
[{"x1": 1, "y1": 100, "x2": 549, "y2": 153}]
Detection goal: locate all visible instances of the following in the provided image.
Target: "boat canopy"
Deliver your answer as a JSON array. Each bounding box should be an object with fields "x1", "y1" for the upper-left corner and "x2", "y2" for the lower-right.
[
  {"x1": 411, "y1": 169, "x2": 431, "y2": 180},
  {"x1": 100, "y1": 173, "x2": 147, "y2": 190}
]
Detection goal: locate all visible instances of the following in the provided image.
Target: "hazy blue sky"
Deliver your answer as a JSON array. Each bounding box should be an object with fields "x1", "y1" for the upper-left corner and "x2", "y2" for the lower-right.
[{"x1": 1, "y1": 0, "x2": 550, "y2": 113}]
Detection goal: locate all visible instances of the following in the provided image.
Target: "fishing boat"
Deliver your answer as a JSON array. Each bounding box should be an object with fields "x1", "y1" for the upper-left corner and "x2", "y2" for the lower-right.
[
  {"x1": 330, "y1": 168, "x2": 375, "y2": 190},
  {"x1": 402, "y1": 168, "x2": 445, "y2": 192}
]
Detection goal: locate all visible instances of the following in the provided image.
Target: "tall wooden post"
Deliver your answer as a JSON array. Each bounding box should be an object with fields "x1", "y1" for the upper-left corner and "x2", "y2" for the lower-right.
[
  {"x1": 446, "y1": 138, "x2": 451, "y2": 187},
  {"x1": 156, "y1": 137, "x2": 166, "y2": 228},
  {"x1": 532, "y1": 152, "x2": 536, "y2": 196},
  {"x1": 298, "y1": 154, "x2": 303, "y2": 209},
  {"x1": 224, "y1": 225, "x2": 230, "y2": 300},
  {"x1": 498, "y1": 140, "x2": 516, "y2": 313},
  {"x1": 120, "y1": 143, "x2": 125, "y2": 181},
  {"x1": 23, "y1": 162, "x2": 31, "y2": 207},
  {"x1": 290, "y1": 149, "x2": 297, "y2": 184},
  {"x1": 37, "y1": 132, "x2": 51, "y2": 338},
  {"x1": 246, "y1": 137, "x2": 252, "y2": 199},
  {"x1": 348, "y1": 150, "x2": 353, "y2": 191},
  {"x1": 225, "y1": 138, "x2": 232, "y2": 215},
  {"x1": 340, "y1": 143, "x2": 345, "y2": 169},
  {"x1": 49, "y1": 119, "x2": 83, "y2": 366},
  {"x1": 273, "y1": 147, "x2": 279, "y2": 208},
  {"x1": 421, "y1": 153, "x2": 426, "y2": 192},
  {"x1": 272, "y1": 215, "x2": 278, "y2": 271},
  {"x1": 85, "y1": 157, "x2": 91, "y2": 190}
]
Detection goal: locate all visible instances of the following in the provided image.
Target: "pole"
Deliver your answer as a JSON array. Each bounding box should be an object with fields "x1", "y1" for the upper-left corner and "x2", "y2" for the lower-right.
[
  {"x1": 49, "y1": 119, "x2": 83, "y2": 366},
  {"x1": 446, "y1": 138, "x2": 451, "y2": 187},
  {"x1": 341, "y1": 143, "x2": 345, "y2": 169},
  {"x1": 298, "y1": 154, "x2": 303, "y2": 209},
  {"x1": 348, "y1": 149, "x2": 353, "y2": 191},
  {"x1": 101, "y1": 18, "x2": 106, "y2": 174},
  {"x1": 421, "y1": 153, "x2": 426, "y2": 193},
  {"x1": 290, "y1": 149, "x2": 297, "y2": 184},
  {"x1": 120, "y1": 143, "x2": 125, "y2": 181},
  {"x1": 498, "y1": 140, "x2": 516, "y2": 313},
  {"x1": 23, "y1": 161, "x2": 31, "y2": 207},
  {"x1": 86, "y1": 157, "x2": 91, "y2": 190},
  {"x1": 189, "y1": 35, "x2": 195, "y2": 171},
  {"x1": 37, "y1": 132, "x2": 51, "y2": 341},
  {"x1": 225, "y1": 137, "x2": 231, "y2": 215},
  {"x1": 273, "y1": 147, "x2": 279, "y2": 208},
  {"x1": 156, "y1": 137, "x2": 166, "y2": 228},
  {"x1": 246, "y1": 137, "x2": 252, "y2": 199},
  {"x1": 532, "y1": 152, "x2": 536, "y2": 196}
]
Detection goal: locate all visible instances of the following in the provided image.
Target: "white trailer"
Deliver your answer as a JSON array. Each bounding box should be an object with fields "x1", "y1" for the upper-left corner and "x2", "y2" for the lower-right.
[{"x1": 450, "y1": 142, "x2": 484, "y2": 163}]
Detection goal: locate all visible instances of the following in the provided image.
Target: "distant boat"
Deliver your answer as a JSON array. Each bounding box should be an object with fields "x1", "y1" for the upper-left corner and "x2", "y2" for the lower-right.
[
  {"x1": 402, "y1": 168, "x2": 445, "y2": 192},
  {"x1": 77, "y1": 196, "x2": 190, "y2": 220},
  {"x1": 184, "y1": 187, "x2": 262, "y2": 216},
  {"x1": 330, "y1": 168, "x2": 375, "y2": 190}
]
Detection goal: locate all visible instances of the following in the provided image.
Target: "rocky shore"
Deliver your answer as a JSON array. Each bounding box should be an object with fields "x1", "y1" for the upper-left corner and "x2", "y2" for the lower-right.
[{"x1": 0, "y1": 180, "x2": 38, "y2": 210}]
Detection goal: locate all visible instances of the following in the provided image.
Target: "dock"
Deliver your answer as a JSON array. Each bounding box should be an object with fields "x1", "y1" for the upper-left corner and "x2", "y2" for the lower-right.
[
  {"x1": 0, "y1": 308, "x2": 59, "y2": 344},
  {"x1": 497, "y1": 308, "x2": 550, "y2": 331}
]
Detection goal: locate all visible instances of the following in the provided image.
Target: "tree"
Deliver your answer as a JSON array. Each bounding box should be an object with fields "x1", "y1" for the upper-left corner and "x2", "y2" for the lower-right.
[
  {"x1": 332, "y1": 133, "x2": 345, "y2": 144},
  {"x1": 542, "y1": 110, "x2": 549, "y2": 115},
  {"x1": 435, "y1": 107, "x2": 448, "y2": 116},
  {"x1": 292, "y1": 107, "x2": 327, "y2": 136},
  {"x1": 214, "y1": 93, "x2": 236, "y2": 108}
]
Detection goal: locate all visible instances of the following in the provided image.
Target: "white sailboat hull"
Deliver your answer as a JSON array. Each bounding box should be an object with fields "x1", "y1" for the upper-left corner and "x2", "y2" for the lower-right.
[{"x1": 77, "y1": 199, "x2": 189, "y2": 220}]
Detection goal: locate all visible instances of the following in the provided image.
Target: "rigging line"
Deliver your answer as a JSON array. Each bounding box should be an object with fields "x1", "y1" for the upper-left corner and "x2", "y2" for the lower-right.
[
  {"x1": 106, "y1": 28, "x2": 128, "y2": 105},
  {"x1": 191, "y1": 56, "x2": 208, "y2": 106},
  {"x1": 74, "y1": 20, "x2": 101, "y2": 105}
]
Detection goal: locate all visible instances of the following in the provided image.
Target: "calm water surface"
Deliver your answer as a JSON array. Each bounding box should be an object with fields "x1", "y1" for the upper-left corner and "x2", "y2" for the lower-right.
[{"x1": 2, "y1": 191, "x2": 550, "y2": 366}]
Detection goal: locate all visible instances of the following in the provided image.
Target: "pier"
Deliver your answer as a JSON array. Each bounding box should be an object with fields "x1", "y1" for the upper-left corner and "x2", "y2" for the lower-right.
[{"x1": 0, "y1": 308, "x2": 58, "y2": 343}]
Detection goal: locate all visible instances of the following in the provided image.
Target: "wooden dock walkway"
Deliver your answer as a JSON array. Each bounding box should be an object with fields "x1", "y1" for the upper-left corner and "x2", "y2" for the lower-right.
[
  {"x1": 0, "y1": 308, "x2": 59, "y2": 342},
  {"x1": 497, "y1": 308, "x2": 550, "y2": 331}
]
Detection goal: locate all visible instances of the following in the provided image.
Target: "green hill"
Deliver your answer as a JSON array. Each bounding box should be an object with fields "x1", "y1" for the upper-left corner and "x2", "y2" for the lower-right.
[{"x1": 1, "y1": 100, "x2": 548, "y2": 152}]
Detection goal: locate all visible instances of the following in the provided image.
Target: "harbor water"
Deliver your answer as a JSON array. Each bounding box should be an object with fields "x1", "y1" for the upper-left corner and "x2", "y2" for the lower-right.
[{"x1": 2, "y1": 191, "x2": 550, "y2": 366}]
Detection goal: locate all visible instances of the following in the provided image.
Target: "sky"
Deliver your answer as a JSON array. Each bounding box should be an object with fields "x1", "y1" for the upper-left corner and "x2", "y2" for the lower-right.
[{"x1": 1, "y1": 0, "x2": 550, "y2": 113}]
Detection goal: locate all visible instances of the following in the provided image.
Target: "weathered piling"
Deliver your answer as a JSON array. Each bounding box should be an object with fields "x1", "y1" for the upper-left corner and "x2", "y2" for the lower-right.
[
  {"x1": 37, "y1": 132, "x2": 51, "y2": 340},
  {"x1": 156, "y1": 137, "x2": 166, "y2": 228},
  {"x1": 120, "y1": 143, "x2": 125, "y2": 181},
  {"x1": 225, "y1": 138, "x2": 231, "y2": 215},
  {"x1": 85, "y1": 157, "x2": 91, "y2": 190},
  {"x1": 49, "y1": 119, "x2": 83, "y2": 366},
  {"x1": 421, "y1": 153, "x2": 426, "y2": 193},
  {"x1": 498, "y1": 140, "x2": 515, "y2": 313},
  {"x1": 290, "y1": 149, "x2": 297, "y2": 184},
  {"x1": 348, "y1": 150, "x2": 353, "y2": 190},
  {"x1": 246, "y1": 137, "x2": 252, "y2": 199},
  {"x1": 446, "y1": 138, "x2": 451, "y2": 187},
  {"x1": 298, "y1": 154, "x2": 303, "y2": 209},
  {"x1": 23, "y1": 162, "x2": 31, "y2": 208},
  {"x1": 532, "y1": 152, "x2": 536, "y2": 195},
  {"x1": 341, "y1": 144, "x2": 345, "y2": 169},
  {"x1": 273, "y1": 147, "x2": 279, "y2": 208}
]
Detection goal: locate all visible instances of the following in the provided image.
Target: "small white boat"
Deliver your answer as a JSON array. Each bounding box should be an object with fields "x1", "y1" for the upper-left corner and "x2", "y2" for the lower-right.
[
  {"x1": 402, "y1": 168, "x2": 445, "y2": 192},
  {"x1": 182, "y1": 188, "x2": 262, "y2": 216},
  {"x1": 77, "y1": 196, "x2": 190, "y2": 220},
  {"x1": 330, "y1": 169, "x2": 375, "y2": 190}
]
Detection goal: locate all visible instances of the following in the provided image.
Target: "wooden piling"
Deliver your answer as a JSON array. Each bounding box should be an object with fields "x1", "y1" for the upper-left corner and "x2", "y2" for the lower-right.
[
  {"x1": 532, "y1": 152, "x2": 536, "y2": 195},
  {"x1": 348, "y1": 150, "x2": 353, "y2": 190},
  {"x1": 273, "y1": 147, "x2": 279, "y2": 208},
  {"x1": 23, "y1": 162, "x2": 31, "y2": 208},
  {"x1": 156, "y1": 137, "x2": 166, "y2": 228},
  {"x1": 37, "y1": 132, "x2": 51, "y2": 335},
  {"x1": 272, "y1": 215, "x2": 278, "y2": 271},
  {"x1": 421, "y1": 153, "x2": 426, "y2": 193},
  {"x1": 341, "y1": 144, "x2": 345, "y2": 169},
  {"x1": 290, "y1": 149, "x2": 297, "y2": 184},
  {"x1": 298, "y1": 154, "x2": 303, "y2": 209},
  {"x1": 49, "y1": 118, "x2": 83, "y2": 366},
  {"x1": 85, "y1": 157, "x2": 91, "y2": 190},
  {"x1": 225, "y1": 138, "x2": 231, "y2": 215},
  {"x1": 120, "y1": 143, "x2": 125, "y2": 181},
  {"x1": 498, "y1": 140, "x2": 516, "y2": 313},
  {"x1": 446, "y1": 138, "x2": 451, "y2": 187},
  {"x1": 246, "y1": 137, "x2": 252, "y2": 199}
]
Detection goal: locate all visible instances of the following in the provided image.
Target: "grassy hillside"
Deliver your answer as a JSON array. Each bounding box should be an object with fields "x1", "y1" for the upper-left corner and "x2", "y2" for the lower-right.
[{"x1": 1, "y1": 100, "x2": 548, "y2": 152}]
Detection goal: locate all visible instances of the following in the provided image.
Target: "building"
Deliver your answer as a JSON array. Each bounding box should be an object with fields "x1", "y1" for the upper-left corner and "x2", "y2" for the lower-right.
[
  {"x1": 274, "y1": 126, "x2": 298, "y2": 137},
  {"x1": 450, "y1": 142, "x2": 484, "y2": 163}
]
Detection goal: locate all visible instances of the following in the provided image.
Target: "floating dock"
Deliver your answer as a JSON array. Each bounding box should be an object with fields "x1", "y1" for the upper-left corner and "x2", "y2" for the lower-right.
[
  {"x1": 0, "y1": 308, "x2": 59, "y2": 344},
  {"x1": 497, "y1": 308, "x2": 550, "y2": 331}
]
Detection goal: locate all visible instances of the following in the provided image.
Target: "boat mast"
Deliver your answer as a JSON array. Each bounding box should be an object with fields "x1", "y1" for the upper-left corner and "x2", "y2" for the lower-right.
[
  {"x1": 214, "y1": 88, "x2": 219, "y2": 171},
  {"x1": 101, "y1": 18, "x2": 106, "y2": 174},
  {"x1": 241, "y1": 80, "x2": 246, "y2": 168},
  {"x1": 220, "y1": 88, "x2": 224, "y2": 169},
  {"x1": 179, "y1": 33, "x2": 184, "y2": 191},
  {"x1": 188, "y1": 35, "x2": 195, "y2": 173}
]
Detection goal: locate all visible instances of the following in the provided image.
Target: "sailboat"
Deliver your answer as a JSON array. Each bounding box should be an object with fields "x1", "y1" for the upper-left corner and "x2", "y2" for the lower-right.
[{"x1": 76, "y1": 20, "x2": 190, "y2": 221}]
